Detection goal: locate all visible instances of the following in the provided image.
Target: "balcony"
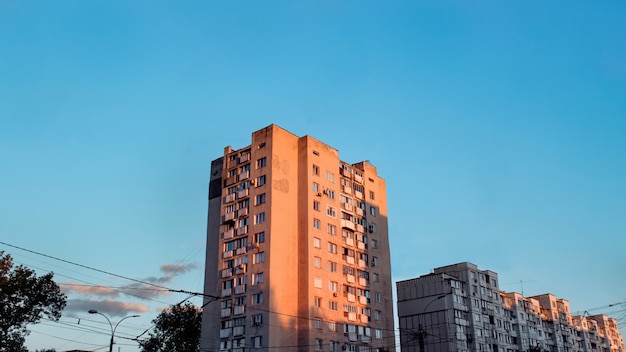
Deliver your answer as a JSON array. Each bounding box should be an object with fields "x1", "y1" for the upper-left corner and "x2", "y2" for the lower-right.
[
  {"x1": 361, "y1": 335, "x2": 371, "y2": 343},
  {"x1": 342, "y1": 202, "x2": 353, "y2": 211},
  {"x1": 356, "y1": 241, "x2": 365, "y2": 250},
  {"x1": 234, "y1": 285, "x2": 246, "y2": 295},
  {"x1": 221, "y1": 288, "x2": 232, "y2": 297},
  {"x1": 233, "y1": 326, "x2": 245, "y2": 336},
  {"x1": 224, "y1": 193, "x2": 236, "y2": 203},
  {"x1": 222, "y1": 229, "x2": 234, "y2": 240},
  {"x1": 234, "y1": 264, "x2": 247, "y2": 275},
  {"x1": 237, "y1": 208, "x2": 248, "y2": 218},
  {"x1": 235, "y1": 247, "x2": 247, "y2": 255},
  {"x1": 345, "y1": 237, "x2": 354, "y2": 246},
  {"x1": 221, "y1": 308, "x2": 231, "y2": 318},
  {"x1": 341, "y1": 219, "x2": 355, "y2": 230},
  {"x1": 224, "y1": 212, "x2": 235, "y2": 221},
  {"x1": 345, "y1": 256, "x2": 355, "y2": 265},
  {"x1": 354, "y1": 173, "x2": 363, "y2": 184},
  {"x1": 343, "y1": 185, "x2": 352, "y2": 194},
  {"x1": 239, "y1": 170, "x2": 249, "y2": 180},
  {"x1": 222, "y1": 250, "x2": 234, "y2": 259},
  {"x1": 346, "y1": 274, "x2": 356, "y2": 283},
  {"x1": 348, "y1": 331, "x2": 358, "y2": 340},
  {"x1": 360, "y1": 315, "x2": 369, "y2": 324},
  {"x1": 358, "y1": 259, "x2": 366, "y2": 268},
  {"x1": 358, "y1": 277, "x2": 368, "y2": 286},
  {"x1": 235, "y1": 226, "x2": 248, "y2": 236},
  {"x1": 236, "y1": 189, "x2": 248, "y2": 199},
  {"x1": 221, "y1": 268, "x2": 233, "y2": 278},
  {"x1": 220, "y1": 328, "x2": 232, "y2": 338},
  {"x1": 359, "y1": 296, "x2": 368, "y2": 305},
  {"x1": 355, "y1": 208, "x2": 364, "y2": 217},
  {"x1": 354, "y1": 190, "x2": 364, "y2": 199},
  {"x1": 233, "y1": 305, "x2": 245, "y2": 315},
  {"x1": 347, "y1": 293, "x2": 356, "y2": 302}
]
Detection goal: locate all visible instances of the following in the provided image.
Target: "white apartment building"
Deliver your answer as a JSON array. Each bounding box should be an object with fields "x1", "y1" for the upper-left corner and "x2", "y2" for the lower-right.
[
  {"x1": 200, "y1": 125, "x2": 395, "y2": 352},
  {"x1": 397, "y1": 262, "x2": 624, "y2": 352}
]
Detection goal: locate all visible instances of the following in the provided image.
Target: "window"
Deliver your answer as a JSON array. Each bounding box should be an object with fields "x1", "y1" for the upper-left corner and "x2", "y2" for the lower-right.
[
  {"x1": 374, "y1": 292, "x2": 381, "y2": 303},
  {"x1": 328, "y1": 321, "x2": 336, "y2": 331},
  {"x1": 373, "y1": 273, "x2": 379, "y2": 283},
  {"x1": 327, "y1": 242, "x2": 337, "y2": 254},
  {"x1": 253, "y1": 273, "x2": 264, "y2": 285},
  {"x1": 330, "y1": 341, "x2": 340, "y2": 352},
  {"x1": 328, "y1": 281, "x2": 338, "y2": 292},
  {"x1": 313, "y1": 200, "x2": 320, "y2": 211},
  {"x1": 252, "y1": 292, "x2": 263, "y2": 305},
  {"x1": 253, "y1": 314, "x2": 263, "y2": 326},
  {"x1": 258, "y1": 142, "x2": 266, "y2": 149},
  {"x1": 326, "y1": 171, "x2": 335, "y2": 183},
  {"x1": 313, "y1": 237, "x2": 321, "y2": 248},
  {"x1": 368, "y1": 223, "x2": 376, "y2": 233},
  {"x1": 326, "y1": 189, "x2": 335, "y2": 199},
  {"x1": 314, "y1": 276, "x2": 322, "y2": 288},
  {"x1": 369, "y1": 191, "x2": 375, "y2": 200},
  {"x1": 255, "y1": 193, "x2": 266, "y2": 205},
  {"x1": 252, "y1": 336, "x2": 262, "y2": 348},
  {"x1": 369, "y1": 206, "x2": 376, "y2": 216},
  {"x1": 375, "y1": 329, "x2": 382, "y2": 339},
  {"x1": 253, "y1": 252, "x2": 265, "y2": 264},
  {"x1": 326, "y1": 206, "x2": 336, "y2": 217},
  {"x1": 313, "y1": 164, "x2": 320, "y2": 176},
  {"x1": 254, "y1": 231, "x2": 265, "y2": 243},
  {"x1": 312, "y1": 182, "x2": 320, "y2": 193},
  {"x1": 328, "y1": 261, "x2": 338, "y2": 272},
  {"x1": 314, "y1": 296, "x2": 322, "y2": 308},
  {"x1": 372, "y1": 257, "x2": 378, "y2": 267},
  {"x1": 313, "y1": 218, "x2": 321, "y2": 229},
  {"x1": 314, "y1": 318, "x2": 322, "y2": 329},
  {"x1": 327, "y1": 224, "x2": 337, "y2": 235},
  {"x1": 375, "y1": 310, "x2": 382, "y2": 320},
  {"x1": 314, "y1": 256, "x2": 321, "y2": 268},
  {"x1": 371, "y1": 239, "x2": 378, "y2": 249},
  {"x1": 257, "y1": 175, "x2": 266, "y2": 186},
  {"x1": 315, "y1": 338, "x2": 323, "y2": 350},
  {"x1": 328, "y1": 301, "x2": 338, "y2": 311},
  {"x1": 254, "y1": 212, "x2": 265, "y2": 224},
  {"x1": 256, "y1": 157, "x2": 266, "y2": 168}
]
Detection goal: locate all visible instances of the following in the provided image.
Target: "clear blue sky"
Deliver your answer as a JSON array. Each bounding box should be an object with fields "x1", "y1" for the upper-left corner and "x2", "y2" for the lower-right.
[{"x1": 1, "y1": 1, "x2": 625, "y2": 351}]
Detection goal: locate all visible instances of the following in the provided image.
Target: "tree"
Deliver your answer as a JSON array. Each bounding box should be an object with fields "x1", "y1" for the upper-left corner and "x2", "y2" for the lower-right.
[
  {"x1": 140, "y1": 302, "x2": 201, "y2": 352},
  {"x1": 0, "y1": 251, "x2": 67, "y2": 352}
]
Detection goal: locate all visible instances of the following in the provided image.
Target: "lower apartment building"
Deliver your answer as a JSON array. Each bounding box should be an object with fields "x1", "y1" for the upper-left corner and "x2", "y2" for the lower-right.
[
  {"x1": 200, "y1": 125, "x2": 395, "y2": 352},
  {"x1": 396, "y1": 262, "x2": 624, "y2": 352}
]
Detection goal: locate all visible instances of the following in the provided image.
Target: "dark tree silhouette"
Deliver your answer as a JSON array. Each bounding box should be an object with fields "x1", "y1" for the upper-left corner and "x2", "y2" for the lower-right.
[
  {"x1": 0, "y1": 251, "x2": 67, "y2": 352},
  {"x1": 140, "y1": 302, "x2": 201, "y2": 352}
]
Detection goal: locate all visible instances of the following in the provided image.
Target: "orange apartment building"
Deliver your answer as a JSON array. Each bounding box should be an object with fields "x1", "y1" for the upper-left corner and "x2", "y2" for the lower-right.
[{"x1": 200, "y1": 125, "x2": 395, "y2": 352}]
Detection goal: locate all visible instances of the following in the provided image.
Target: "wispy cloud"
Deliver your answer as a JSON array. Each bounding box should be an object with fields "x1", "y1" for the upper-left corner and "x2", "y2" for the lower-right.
[
  {"x1": 160, "y1": 263, "x2": 198, "y2": 275},
  {"x1": 62, "y1": 284, "x2": 119, "y2": 297},
  {"x1": 61, "y1": 261, "x2": 198, "y2": 301},
  {"x1": 67, "y1": 298, "x2": 150, "y2": 316}
]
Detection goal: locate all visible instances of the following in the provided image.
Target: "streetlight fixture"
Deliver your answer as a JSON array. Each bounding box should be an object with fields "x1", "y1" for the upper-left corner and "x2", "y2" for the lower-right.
[
  {"x1": 88, "y1": 309, "x2": 140, "y2": 352},
  {"x1": 418, "y1": 294, "x2": 448, "y2": 352}
]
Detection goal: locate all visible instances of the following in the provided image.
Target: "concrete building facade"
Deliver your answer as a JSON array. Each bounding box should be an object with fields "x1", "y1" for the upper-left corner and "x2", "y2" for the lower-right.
[
  {"x1": 397, "y1": 262, "x2": 624, "y2": 352},
  {"x1": 200, "y1": 125, "x2": 395, "y2": 352}
]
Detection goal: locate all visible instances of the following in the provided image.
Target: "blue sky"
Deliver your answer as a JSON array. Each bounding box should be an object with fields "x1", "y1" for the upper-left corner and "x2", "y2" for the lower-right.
[{"x1": 1, "y1": 1, "x2": 625, "y2": 351}]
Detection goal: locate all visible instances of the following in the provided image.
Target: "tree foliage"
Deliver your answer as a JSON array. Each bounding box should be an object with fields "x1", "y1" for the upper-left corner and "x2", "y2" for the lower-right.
[
  {"x1": 0, "y1": 251, "x2": 67, "y2": 352},
  {"x1": 140, "y1": 302, "x2": 201, "y2": 352}
]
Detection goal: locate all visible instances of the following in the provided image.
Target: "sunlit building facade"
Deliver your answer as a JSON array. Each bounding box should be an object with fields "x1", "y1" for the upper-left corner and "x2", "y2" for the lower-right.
[
  {"x1": 200, "y1": 124, "x2": 395, "y2": 352},
  {"x1": 397, "y1": 262, "x2": 624, "y2": 352}
]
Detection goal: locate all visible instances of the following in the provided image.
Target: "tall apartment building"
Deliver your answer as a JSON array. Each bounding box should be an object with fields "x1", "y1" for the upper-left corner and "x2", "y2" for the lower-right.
[
  {"x1": 200, "y1": 125, "x2": 395, "y2": 352},
  {"x1": 396, "y1": 262, "x2": 624, "y2": 352}
]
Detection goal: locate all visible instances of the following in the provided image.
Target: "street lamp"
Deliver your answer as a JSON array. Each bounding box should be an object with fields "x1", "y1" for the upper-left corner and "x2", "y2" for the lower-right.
[
  {"x1": 418, "y1": 294, "x2": 448, "y2": 352},
  {"x1": 88, "y1": 309, "x2": 140, "y2": 352}
]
